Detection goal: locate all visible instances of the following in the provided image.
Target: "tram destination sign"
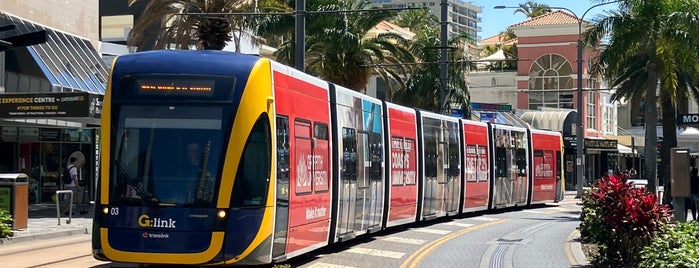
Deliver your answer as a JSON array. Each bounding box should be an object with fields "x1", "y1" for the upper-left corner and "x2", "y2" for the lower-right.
[
  {"x1": 678, "y1": 114, "x2": 699, "y2": 126},
  {"x1": 0, "y1": 92, "x2": 102, "y2": 118}
]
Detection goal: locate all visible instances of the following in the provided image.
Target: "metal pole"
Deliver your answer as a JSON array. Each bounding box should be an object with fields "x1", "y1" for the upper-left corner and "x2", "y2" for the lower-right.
[
  {"x1": 295, "y1": 0, "x2": 306, "y2": 71},
  {"x1": 439, "y1": 0, "x2": 449, "y2": 114},
  {"x1": 575, "y1": 24, "x2": 585, "y2": 197}
]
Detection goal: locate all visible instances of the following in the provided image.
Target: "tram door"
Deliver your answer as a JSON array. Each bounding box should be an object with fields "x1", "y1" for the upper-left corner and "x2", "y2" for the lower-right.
[
  {"x1": 491, "y1": 126, "x2": 529, "y2": 208},
  {"x1": 420, "y1": 116, "x2": 461, "y2": 220},
  {"x1": 335, "y1": 96, "x2": 384, "y2": 241}
]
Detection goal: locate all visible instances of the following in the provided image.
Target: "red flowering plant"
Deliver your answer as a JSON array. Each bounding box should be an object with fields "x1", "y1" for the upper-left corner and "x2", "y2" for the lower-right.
[{"x1": 579, "y1": 173, "x2": 673, "y2": 266}]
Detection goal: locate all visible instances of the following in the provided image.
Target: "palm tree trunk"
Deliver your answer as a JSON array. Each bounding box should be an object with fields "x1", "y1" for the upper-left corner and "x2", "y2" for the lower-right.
[
  {"x1": 644, "y1": 63, "x2": 658, "y2": 195},
  {"x1": 661, "y1": 93, "x2": 677, "y2": 204}
]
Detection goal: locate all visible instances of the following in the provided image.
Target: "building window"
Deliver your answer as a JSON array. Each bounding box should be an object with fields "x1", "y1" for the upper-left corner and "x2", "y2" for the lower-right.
[
  {"x1": 601, "y1": 94, "x2": 616, "y2": 135},
  {"x1": 587, "y1": 90, "x2": 597, "y2": 130},
  {"x1": 527, "y1": 54, "x2": 574, "y2": 110}
]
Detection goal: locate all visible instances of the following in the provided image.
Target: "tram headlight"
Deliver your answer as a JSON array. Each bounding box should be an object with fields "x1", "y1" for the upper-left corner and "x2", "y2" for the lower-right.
[
  {"x1": 102, "y1": 207, "x2": 109, "y2": 214},
  {"x1": 217, "y1": 209, "x2": 226, "y2": 219},
  {"x1": 214, "y1": 209, "x2": 228, "y2": 231}
]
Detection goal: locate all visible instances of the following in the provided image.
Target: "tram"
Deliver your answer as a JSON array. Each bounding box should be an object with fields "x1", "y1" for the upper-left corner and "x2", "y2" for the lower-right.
[{"x1": 92, "y1": 50, "x2": 563, "y2": 265}]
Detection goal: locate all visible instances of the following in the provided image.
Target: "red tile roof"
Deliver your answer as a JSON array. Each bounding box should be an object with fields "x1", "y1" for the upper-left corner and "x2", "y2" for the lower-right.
[{"x1": 511, "y1": 10, "x2": 581, "y2": 27}]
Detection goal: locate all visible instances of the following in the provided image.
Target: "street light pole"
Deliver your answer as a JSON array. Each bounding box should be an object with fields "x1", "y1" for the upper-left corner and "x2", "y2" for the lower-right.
[{"x1": 495, "y1": 1, "x2": 619, "y2": 197}]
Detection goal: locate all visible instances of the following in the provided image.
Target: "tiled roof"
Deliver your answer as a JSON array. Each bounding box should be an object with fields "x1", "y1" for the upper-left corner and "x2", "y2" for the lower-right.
[
  {"x1": 480, "y1": 33, "x2": 517, "y2": 46},
  {"x1": 371, "y1": 21, "x2": 415, "y2": 39},
  {"x1": 511, "y1": 10, "x2": 581, "y2": 28}
]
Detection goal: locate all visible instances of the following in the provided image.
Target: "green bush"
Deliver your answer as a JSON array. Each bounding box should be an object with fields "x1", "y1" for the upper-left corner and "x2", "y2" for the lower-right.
[
  {"x1": 0, "y1": 208, "x2": 13, "y2": 238},
  {"x1": 639, "y1": 221, "x2": 699, "y2": 267},
  {"x1": 579, "y1": 174, "x2": 672, "y2": 266}
]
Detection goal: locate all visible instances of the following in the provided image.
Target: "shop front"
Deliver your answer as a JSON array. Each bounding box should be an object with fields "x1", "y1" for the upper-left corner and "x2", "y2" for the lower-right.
[
  {"x1": 584, "y1": 138, "x2": 619, "y2": 183},
  {"x1": 0, "y1": 92, "x2": 102, "y2": 203}
]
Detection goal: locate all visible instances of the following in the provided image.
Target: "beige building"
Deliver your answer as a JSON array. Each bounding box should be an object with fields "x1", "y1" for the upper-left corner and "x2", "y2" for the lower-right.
[{"x1": 0, "y1": 1, "x2": 105, "y2": 204}]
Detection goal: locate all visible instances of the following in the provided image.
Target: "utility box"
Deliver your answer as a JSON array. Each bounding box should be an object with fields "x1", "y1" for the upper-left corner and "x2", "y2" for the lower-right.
[
  {"x1": 0, "y1": 173, "x2": 28, "y2": 229},
  {"x1": 671, "y1": 148, "x2": 691, "y2": 198}
]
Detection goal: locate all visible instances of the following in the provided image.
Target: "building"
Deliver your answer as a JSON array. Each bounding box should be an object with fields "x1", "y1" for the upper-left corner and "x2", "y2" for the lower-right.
[
  {"x1": 369, "y1": 0, "x2": 482, "y2": 40},
  {"x1": 0, "y1": 1, "x2": 106, "y2": 203},
  {"x1": 471, "y1": 11, "x2": 627, "y2": 190}
]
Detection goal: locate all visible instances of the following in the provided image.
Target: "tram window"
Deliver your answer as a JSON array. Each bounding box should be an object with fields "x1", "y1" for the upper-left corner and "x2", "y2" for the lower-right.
[
  {"x1": 494, "y1": 147, "x2": 507, "y2": 178},
  {"x1": 424, "y1": 128, "x2": 438, "y2": 178},
  {"x1": 516, "y1": 148, "x2": 527, "y2": 177},
  {"x1": 313, "y1": 122, "x2": 329, "y2": 192},
  {"x1": 232, "y1": 117, "x2": 271, "y2": 207},
  {"x1": 314, "y1": 123, "x2": 328, "y2": 140},
  {"x1": 448, "y1": 142, "x2": 460, "y2": 178},
  {"x1": 342, "y1": 128, "x2": 357, "y2": 181},
  {"x1": 368, "y1": 132, "x2": 382, "y2": 181},
  {"x1": 276, "y1": 116, "x2": 290, "y2": 183},
  {"x1": 556, "y1": 151, "x2": 562, "y2": 181}
]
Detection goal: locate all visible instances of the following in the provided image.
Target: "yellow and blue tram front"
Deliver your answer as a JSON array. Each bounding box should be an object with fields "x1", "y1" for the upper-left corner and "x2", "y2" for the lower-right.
[{"x1": 92, "y1": 50, "x2": 276, "y2": 265}]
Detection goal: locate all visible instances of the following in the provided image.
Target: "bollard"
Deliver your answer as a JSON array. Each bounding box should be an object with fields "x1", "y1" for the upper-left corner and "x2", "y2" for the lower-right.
[{"x1": 55, "y1": 190, "x2": 73, "y2": 225}]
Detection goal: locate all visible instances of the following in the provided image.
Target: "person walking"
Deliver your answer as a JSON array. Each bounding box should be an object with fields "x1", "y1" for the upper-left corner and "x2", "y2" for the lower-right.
[{"x1": 63, "y1": 156, "x2": 88, "y2": 215}]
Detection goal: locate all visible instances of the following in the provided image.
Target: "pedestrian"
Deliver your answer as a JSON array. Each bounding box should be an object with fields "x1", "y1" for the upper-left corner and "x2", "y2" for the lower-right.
[
  {"x1": 688, "y1": 164, "x2": 699, "y2": 220},
  {"x1": 63, "y1": 156, "x2": 88, "y2": 215}
]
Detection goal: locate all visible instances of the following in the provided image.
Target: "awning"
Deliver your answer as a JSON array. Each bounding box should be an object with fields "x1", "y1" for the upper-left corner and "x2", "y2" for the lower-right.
[
  {"x1": 617, "y1": 144, "x2": 634, "y2": 154},
  {"x1": 519, "y1": 109, "x2": 576, "y2": 133},
  {"x1": 0, "y1": 13, "x2": 108, "y2": 94}
]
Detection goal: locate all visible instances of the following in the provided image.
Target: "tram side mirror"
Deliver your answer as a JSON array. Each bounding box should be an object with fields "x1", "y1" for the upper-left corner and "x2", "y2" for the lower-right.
[{"x1": 671, "y1": 148, "x2": 691, "y2": 197}]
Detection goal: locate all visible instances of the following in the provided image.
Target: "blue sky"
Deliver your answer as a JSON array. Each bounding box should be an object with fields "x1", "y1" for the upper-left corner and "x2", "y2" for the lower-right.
[{"x1": 471, "y1": 0, "x2": 620, "y2": 40}]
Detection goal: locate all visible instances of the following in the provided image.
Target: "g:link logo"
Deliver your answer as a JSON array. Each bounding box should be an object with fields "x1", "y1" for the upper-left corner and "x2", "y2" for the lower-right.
[{"x1": 138, "y1": 214, "x2": 177, "y2": 229}]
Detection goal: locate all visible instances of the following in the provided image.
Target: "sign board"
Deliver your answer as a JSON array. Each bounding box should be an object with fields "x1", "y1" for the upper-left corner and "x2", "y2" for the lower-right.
[
  {"x1": 0, "y1": 92, "x2": 102, "y2": 118},
  {"x1": 678, "y1": 114, "x2": 699, "y2": 125},
  {"x1": 470, "y1": 102, "x2": 512, "y2": 112},
  {"x1": 584, "y1": 138, "x2": 618, "y2": 150}
]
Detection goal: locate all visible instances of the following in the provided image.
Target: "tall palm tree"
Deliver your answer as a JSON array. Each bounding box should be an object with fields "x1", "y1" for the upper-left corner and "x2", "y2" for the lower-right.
[
  {"x1": 586, "y1": 0, "x2": 699, "y2": 196},
  {"x1": 299, "y1": 0, "x2": 415, "y2": 93},
  {"x1": 392, "y1": 24, "x2": 474, "y2": 112},
  {"x1": 513, "y1": 1, "x2": 552, "y2": 18},
  {"x1": 127, "y1": 0, "x2": 258, "y2": 51}
]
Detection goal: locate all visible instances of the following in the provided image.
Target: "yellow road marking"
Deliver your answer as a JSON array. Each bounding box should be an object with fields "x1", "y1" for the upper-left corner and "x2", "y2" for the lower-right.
[
  {"x1": 565, "y1": 229, "x2": 580, "y2": 265},
  {"x1": 400, "y1": 219, "x2": 508, "y2": 268}
]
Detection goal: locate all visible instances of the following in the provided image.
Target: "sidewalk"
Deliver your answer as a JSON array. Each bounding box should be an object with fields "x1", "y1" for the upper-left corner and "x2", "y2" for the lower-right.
[{"x1": 0, "y1": 202, "x2": 93, "y2": 245}]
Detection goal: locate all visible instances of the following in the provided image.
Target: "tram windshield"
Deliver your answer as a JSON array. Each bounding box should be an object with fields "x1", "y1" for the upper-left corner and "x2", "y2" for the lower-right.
[{"x1": 110, "y1": 105, "x2": 225, "y2": 206}]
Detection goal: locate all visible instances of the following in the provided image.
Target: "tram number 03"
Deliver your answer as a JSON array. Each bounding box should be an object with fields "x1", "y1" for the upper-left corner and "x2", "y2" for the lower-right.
[{"x1": 109, "y1": 207, "x2": 120, "y2": 215}]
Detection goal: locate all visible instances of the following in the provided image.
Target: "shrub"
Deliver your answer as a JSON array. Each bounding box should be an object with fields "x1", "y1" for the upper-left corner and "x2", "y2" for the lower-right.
[
  {"x1": 639, "y1": 221, "x2": 699, "y2": 267},
  {"x1": 0, "y1": 208, "x2": 13, "y2": 238},
  {"x1": 579, "y1": 174, "x2": 672, "y2": 266}
]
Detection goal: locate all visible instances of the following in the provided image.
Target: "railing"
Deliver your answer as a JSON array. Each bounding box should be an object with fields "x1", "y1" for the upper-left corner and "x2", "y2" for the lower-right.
[{"x1": 55, "y1": 190, "x2": 73, "y2": 225}]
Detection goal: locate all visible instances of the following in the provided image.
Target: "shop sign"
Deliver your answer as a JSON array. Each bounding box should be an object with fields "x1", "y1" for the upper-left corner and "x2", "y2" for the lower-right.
[
  {"x1": 0, "y1": 92, "x2": 102, "y2": 118},
  {"x1": 584, "y1": 138, "x2": 618, "y2": 150},
  {"x1": 678, "y1": 114, "x2": 699, "y2": 125}
]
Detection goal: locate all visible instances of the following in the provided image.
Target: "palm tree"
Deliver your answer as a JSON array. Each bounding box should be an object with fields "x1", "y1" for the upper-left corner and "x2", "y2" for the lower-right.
[
  {"x1": 513, "y1": 1, "x2": 552, "y2": 18},
  {"x1": 127, "y1": 0, "x2": 259, "y2": 51},
  {"x1": 391, "y1": 23, "x2": 474, "y2": 112},
  {"x1": 299, "y1": 0, "x2": 415, "y2": 93},
  {"x1": 585, "y1": 0, "x2": 699, "y2": 196}
]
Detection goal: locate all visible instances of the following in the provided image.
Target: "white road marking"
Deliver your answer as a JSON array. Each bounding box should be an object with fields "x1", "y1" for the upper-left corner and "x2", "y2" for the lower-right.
[
  {"x1": 306, "y1": 262, "x2": 357, "y2": 268},
  {"x1": 413, "y1": 228, "x2": 452, "y2": 235},
  {"x1": 472, "y1": 216, "x2": 500, "y2": 222},
  {"x1": 443, "y1": 222, "x2": 475, "y2": 228},
  {"x1": 382, "y1": 236, "x2": 427, "y2": 245},
  {"x1": 345, "y1": 247, "x2": 406, "y2": 259}
]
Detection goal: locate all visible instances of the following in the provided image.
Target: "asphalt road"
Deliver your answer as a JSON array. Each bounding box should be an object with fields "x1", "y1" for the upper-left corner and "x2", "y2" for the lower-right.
[{"x1": 0, "y1": 202, "x2": 582, "y2": 268}]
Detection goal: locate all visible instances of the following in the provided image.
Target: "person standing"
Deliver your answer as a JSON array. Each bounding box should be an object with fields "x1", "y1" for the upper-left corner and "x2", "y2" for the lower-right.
[
  {"x1": 63, "y1": 156, "x2": 87, "y2": 215},
  {"x1": 689, "y1": 164, "x2": 699, "y2": 220}
]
